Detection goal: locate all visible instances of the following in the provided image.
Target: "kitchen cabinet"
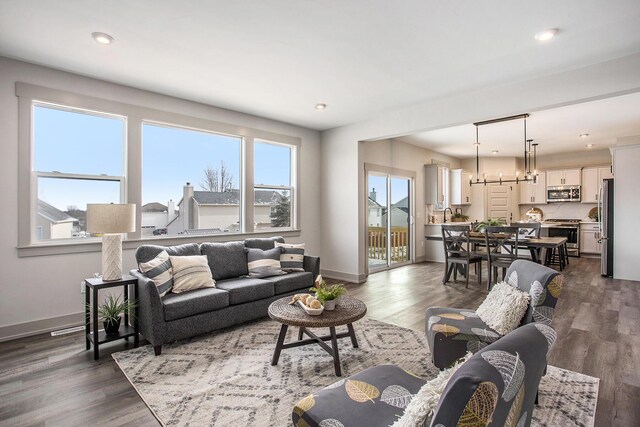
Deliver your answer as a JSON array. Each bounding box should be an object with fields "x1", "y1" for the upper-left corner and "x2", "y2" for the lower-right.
[
  {"x1": 580, "y1": 223, "x2": 601, "y2": 254},
  {"x1": 547, "y1": 168, "x2": 581, "y2": 186},
  {"x1": 424, "y1": 164, "x2": 449, "y2": 210},
  {"x1": 582, "y1": 166, "x2": 613, "y2": 203},
  {"x1": 518, "y1": 172, "x2": 546, "y2": 204},
  {"x1": 450, "y1": 169, "x2": 472, "y2": 205}
]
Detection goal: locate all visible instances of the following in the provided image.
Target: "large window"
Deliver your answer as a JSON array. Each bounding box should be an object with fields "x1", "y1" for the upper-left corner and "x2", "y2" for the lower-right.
[
  {"x1": 254, "y1": 140, "x2": 294, "y2": 230},
  {"x1": 142, "y1": 123, "x2": 242, "y2": 236},
  {"x1": 33, "y1": 104, "x2": 125, "y2": 241},
  {"x1": 18, "y1": 83, "x2": 300, "y2": 253}
]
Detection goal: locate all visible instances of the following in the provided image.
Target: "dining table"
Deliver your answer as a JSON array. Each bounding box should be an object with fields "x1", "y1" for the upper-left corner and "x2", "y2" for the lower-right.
[{"x1": 425, "y1": 232, "x2": 568, "y2": 265}]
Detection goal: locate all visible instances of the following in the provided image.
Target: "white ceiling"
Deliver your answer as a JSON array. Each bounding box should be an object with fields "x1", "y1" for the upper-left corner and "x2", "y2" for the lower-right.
[
  {"x1": 1, "y1": 1, "x2": 640, "y2": 130},
  {"x1": 396, "y1": 91, "x2": 640, "y2": 158}
]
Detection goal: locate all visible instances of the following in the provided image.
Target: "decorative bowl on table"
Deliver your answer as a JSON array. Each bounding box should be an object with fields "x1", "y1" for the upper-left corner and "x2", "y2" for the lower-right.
[{"x1": 298, "y1": 300, "x2": 324, "y2": 315}]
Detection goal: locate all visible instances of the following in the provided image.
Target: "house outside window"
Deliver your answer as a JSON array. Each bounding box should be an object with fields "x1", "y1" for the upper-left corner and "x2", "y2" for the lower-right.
[
  {"x1": 142, "y1": 123, "x2": 242, "y2": 237},
  {"x1": 32, "y1": 103, "x2": 125, "y2": 241}
]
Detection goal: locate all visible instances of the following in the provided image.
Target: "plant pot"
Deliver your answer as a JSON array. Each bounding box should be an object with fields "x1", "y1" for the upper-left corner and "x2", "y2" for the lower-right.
[
  {"x1": 323, "y1": 299, "x2": 336, "y2": 311},
  {"x1": 103, "y1": 317, "x2": 121, "y2": 335},
  {"x1": 451, "y1": 218, "x2": 467, "y2": 222}
]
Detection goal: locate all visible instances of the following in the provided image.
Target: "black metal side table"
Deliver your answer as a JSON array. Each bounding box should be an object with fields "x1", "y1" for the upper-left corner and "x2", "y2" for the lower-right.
[{"x1": 85, "y1": 274, "x2": 139, "y2": 360}]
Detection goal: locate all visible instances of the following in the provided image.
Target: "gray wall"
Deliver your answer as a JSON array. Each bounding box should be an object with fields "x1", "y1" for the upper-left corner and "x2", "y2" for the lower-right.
[{"x1": 0, "y1": 57, "x2": 322, "y2": 340}]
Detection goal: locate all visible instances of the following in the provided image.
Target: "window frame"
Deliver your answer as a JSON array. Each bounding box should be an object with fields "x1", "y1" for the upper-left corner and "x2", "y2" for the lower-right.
[
  {"x1": 16, "y1": 82, "x2": 301, "y2": 257},
  {"x1": 253, "y1": 139, "x2": 297, "y2": 231}
]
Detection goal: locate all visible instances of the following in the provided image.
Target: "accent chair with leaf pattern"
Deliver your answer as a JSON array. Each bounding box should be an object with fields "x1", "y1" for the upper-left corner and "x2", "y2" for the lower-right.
[
  {"x1": 292, "y1": 322, "x2": 557, "y2": 427},
  {"x1": 426, "y1": 259, "x2": 562, "y2": 369}
]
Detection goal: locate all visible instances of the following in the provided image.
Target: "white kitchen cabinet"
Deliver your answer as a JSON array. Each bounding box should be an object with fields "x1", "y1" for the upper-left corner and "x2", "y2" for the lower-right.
[
  {"x1": 547, "y1": 168, "x2": 581, "y2": 186},
  {"x1": 518, "y1": 172, "x2": 546, "y2": 204},
  {"x1": 450, "y1": 169, "x2": 472, "y2": 205},
  {"x1": 424, "y1": 164, "x2": 449, "y2": 210},
  {"x1": 582, "y1": 166, "x2": 613, "y2": 203},
  {"x1": 580, "y1": 223, "x2": 601, "y2": 254}
]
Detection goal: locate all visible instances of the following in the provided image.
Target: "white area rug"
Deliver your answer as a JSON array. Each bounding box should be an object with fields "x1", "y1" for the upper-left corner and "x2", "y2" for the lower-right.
[{"x1": 112, "y1": 318, "x2": 598, "y2": 426}]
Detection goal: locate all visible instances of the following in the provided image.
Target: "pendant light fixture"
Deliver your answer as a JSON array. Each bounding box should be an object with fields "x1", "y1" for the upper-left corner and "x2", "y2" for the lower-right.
[{"x1": 469, "y1": 113, "x2": 539, "y2": 186}]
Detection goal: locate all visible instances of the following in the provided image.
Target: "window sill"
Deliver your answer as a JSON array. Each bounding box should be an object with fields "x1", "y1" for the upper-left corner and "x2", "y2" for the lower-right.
[{"x1": 17, "y1": 229, "x2": 302, "y2": 257}]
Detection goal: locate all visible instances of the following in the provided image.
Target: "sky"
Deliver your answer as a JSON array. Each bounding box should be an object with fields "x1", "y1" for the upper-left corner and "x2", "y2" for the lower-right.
[
  {"x1": 368, "y1": 173, "x2": 410, "y2": 206},
  {"x1": 34, "y1": 105, "x2": 291, "y2": 210}
]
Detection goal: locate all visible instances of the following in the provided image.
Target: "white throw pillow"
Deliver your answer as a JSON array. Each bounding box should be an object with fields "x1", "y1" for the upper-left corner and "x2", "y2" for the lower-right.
[
  {"x1": 392, "y1": 353, "x2": 472, "y2": 427},
  {"x1": 169, "y1": 255, "x2": 216, "y2": 293},
  {"x1": 476, "y1": 281, "x2": 531, "y2": 335}
]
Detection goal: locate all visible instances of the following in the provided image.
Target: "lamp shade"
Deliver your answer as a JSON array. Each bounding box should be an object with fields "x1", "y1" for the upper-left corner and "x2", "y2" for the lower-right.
[{"x1": 87, "y1": 203, "x2": 136, "y2": 234}]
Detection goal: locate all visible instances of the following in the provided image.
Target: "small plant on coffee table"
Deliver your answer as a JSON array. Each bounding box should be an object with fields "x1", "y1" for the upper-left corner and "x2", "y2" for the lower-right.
[
  {"x1": 311, "y1": 275, "x2": 347, "y2": 310},
  {"x1": 92, "y1": 294, "x2": 137, "y2": 335}
]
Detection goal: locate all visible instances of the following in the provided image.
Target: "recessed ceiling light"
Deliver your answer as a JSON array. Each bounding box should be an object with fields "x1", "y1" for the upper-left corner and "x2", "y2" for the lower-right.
[
  {"x1": 585, "y1": 144, "x2": 594, "y2": 148},
  {"x1": 315, "y1": 103, "x2": 327, "y2": 110},
  {"x1": 534, "y1": 28, "x2": 558, "y2": 42},
  {"x1": 579, "y1": 133, "x2": 590, "y2": 138},
  {"x1": 92, "y1": 32, "x2": 114, "y2": 45},
  {"x1": 491, "y1": 150, "x2": 499, "y2": 155}
]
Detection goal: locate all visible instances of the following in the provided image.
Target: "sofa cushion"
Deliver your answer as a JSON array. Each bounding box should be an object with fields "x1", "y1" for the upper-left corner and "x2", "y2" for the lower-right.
[
  {"x1": 244, "y1": 236, "x2": 285, "y2": 251},
  {"x1": 263, "y1": 271, "x2": 313, "y2": 295},
  {"x1": 215, "y1": 277, "x2": 274, "y2": 305},
  {"x1": 247, "y1": 247, "x2": 286, "y2": 278},
  {"x1": 200, "y1": 241, "x2": 249, "y2": 280},
  {"x1": 162, "y1": 287, "x2": 229, "y2": 321},
  {"x1": 136, "y1": 243, "x2": 200, "y2": 265},
  {"x1": 292, "y1": 364, "x2": 426, "y2": 427}
]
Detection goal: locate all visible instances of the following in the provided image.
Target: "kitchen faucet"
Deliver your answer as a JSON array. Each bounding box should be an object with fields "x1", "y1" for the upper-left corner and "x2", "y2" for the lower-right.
[{"x1": 443, "y1": 207, "x2": 453, "y2": 223}]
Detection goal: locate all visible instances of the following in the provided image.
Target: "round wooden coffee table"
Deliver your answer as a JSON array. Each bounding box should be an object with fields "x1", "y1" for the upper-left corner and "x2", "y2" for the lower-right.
[{"x1": 268, "y1": 295, "x2": 367, "y2": 376}]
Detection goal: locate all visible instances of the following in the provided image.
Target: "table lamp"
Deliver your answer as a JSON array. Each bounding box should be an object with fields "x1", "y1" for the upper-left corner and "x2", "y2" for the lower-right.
[{"x1": 87, "y1": 203, "x2": 136, "y2": 281}]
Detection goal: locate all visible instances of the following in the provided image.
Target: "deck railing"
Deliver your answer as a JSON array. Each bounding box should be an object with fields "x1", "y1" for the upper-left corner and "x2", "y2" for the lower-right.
[{"x1": 368, "y1": 226, "x2": 409, "y2": 262}]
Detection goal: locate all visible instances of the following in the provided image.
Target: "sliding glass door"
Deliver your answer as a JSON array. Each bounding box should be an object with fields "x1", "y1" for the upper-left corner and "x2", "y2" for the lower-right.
[{"x1": 367, "y1": 172, "x2": 412, "y2": 271}]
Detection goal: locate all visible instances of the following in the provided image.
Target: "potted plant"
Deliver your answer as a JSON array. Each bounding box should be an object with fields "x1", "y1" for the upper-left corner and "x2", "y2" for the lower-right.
[
  {"x1": 474, "y1": 218, "x2": 506, "y2": 232},
  {"x1": 310, "y1": 275, "x2": 347, "y2": 311},
  {"x1": 451, "y1": 212, "x2": 469, "y2": 222},
  {"x1": 93, "y1": 294, "x2": 137, "y2": 335}
]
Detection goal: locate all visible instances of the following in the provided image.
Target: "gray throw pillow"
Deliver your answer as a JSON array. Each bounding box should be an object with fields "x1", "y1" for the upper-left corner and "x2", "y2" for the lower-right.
[
  {"x1": 246, "y1": 247, "x2": 286, "y2": 278},
  {"x1": 138, "y1": 250, "x2": 173, "y2": 297},
  {"x1": 275, "y1": 242, "x2": 305, "y2": 272}
]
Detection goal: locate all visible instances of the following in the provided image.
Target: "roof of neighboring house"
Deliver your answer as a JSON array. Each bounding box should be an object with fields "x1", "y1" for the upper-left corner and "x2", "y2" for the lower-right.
[
  {"x1": 393, "y1": 196, "x2": 409, "y2": 209},
  {"x1": 368, "y1": 197, "x2": 382, "y2": 208},
  {"x1": 193, "y1": 190, "x2": 284, "y2": 205},
  {"x1": 37, "y1": 200, "x2": 77, "y2": 223},
  {"x1": 141, "y1": 202, "x2": 168, "y2": 212}
]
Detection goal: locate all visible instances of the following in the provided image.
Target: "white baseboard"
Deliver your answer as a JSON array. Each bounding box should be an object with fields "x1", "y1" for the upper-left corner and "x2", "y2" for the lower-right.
[
  {"x1": 321, "y1": 269, "x2": 368, "y2": 284},
  {"x1": 0, "y1": 312, "x2": 84, "y2": 342}
]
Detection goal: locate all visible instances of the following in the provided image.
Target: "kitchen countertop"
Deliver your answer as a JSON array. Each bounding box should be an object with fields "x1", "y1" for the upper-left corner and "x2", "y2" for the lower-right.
[{"x1": 425, "y1": 222, "x2": 472, "y2": 226}]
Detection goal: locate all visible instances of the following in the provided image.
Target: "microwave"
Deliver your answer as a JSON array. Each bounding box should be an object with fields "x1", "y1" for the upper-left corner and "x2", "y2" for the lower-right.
[{"x1": 547, "y1": 186, "x2": 581, "y2": 202}]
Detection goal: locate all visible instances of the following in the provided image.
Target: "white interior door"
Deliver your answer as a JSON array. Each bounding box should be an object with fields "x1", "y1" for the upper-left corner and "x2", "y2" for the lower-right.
[{"x1": 486, "y1": 183, "x2": 514, "y2": 223}]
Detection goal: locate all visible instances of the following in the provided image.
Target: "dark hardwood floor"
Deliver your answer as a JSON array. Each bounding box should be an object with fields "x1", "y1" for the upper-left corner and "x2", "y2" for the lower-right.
[{"x1": 1, "y1": 257, "x2": 638, "y2": 426}]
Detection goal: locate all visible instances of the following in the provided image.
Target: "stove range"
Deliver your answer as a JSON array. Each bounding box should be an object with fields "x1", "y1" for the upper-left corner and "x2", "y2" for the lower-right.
[{"x1": 544, "y1": 219, "x2": 580, "y2": 256}]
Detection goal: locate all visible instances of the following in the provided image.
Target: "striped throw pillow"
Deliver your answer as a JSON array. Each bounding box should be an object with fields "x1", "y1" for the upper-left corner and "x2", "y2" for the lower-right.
[
  {"x1": 169, "y1": 255, "x2": 216, "y2": 293},
  {"x1": 246, "y1": 247, "x2": 286, "y2": 278},
  {"x1": 275, "y1": 242, "x2": 305, "y2": 272},
  {"x1": 139, "y1": 250, "x2": 173, "y2": 297}
]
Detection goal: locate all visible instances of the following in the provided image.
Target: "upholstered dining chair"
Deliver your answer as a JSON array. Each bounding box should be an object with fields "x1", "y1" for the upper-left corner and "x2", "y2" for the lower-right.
[
  {"x1": 425, "y1": 259, "x2": 562, "y2": 370},
  {"x1": 293, "y1": 323, "x2": 557, "y2": 427},
  {"x1": 484, "y1": 225, "x2": 519, "y2": 290},
  {"x1": 441, "y1": 224, "x2": 483, "y2": 288}
]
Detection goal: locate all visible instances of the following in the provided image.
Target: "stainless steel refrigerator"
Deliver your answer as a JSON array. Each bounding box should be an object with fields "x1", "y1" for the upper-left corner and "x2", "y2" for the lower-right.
[{"x1": 599, "y1": 178, "x2": 614, "y2": 277}]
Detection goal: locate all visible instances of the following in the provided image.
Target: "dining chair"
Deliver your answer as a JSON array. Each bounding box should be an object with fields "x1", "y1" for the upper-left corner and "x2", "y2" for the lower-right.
[
  {"x1": 512, "y1": 221, "x2": 542, "y2": 262},
  {"x1": 484, "y1": 226, "x2": 519, "y2": 290},
  {"x1": 441, "y1": 224, "x2": 483, "y2": 288}
]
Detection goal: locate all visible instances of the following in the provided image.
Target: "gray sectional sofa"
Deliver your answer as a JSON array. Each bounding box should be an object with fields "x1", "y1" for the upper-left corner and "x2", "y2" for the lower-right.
[{"x1": 130, "y1": 236, "x2": 319, "y2": 355}]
